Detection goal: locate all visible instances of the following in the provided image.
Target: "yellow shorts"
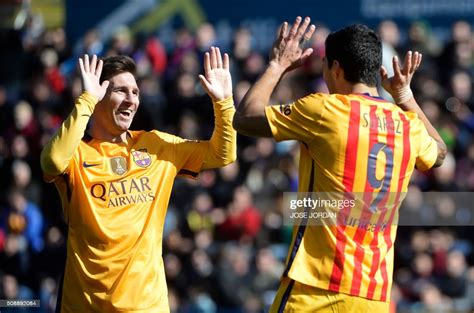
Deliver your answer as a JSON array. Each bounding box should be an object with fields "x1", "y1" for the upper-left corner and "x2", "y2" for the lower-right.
[{"x1": 269, "y1": 277, "x2": 391, "y2": 313}]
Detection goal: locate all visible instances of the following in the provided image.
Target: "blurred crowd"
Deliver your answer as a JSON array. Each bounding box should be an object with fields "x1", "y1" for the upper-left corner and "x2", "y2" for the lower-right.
[{"x1": 0, "y1": 9, "x2": 473, "y2": 313}]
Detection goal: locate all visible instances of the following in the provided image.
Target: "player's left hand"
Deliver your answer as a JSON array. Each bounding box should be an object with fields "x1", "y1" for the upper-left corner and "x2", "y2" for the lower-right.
[
  {"x1": 380, "y1": 50, "x2": 422, "y2": 97},
  {"x1": 270, "y1": 16, "x2": 316, "y2": 72},
  {"x1": 199, "y1": 47, "x2": 232, "y2": 101}
]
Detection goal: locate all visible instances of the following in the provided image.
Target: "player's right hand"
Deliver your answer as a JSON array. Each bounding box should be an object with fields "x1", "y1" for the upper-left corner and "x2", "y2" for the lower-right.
[
  {"x1": 78, "y1": 54, "x2": 109, "y2": 101},
  {"x1": 270, "y1": 16, "x2": 316, "y2": 72}
]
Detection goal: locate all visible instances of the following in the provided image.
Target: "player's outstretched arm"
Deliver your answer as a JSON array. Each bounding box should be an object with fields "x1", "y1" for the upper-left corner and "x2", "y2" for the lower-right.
[
  {"x1": 40, "y1": 55, "x2": 109, "y2": 179},
  {"x1": 233, "y1": 16, "x2": 316, "y2": 137},
  {"x1": 380, "y1": 51, "x2": 447, "y2": 167},
  {"x1": 199, "y1": 47, "x2": 237, "y2": 169}
]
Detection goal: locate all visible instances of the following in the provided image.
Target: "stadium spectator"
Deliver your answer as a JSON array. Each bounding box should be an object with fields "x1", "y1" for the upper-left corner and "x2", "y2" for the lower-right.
[
  {"x1": 218, "y1": 185, "x2": 262, "y2": 241},
  {"x1": 5, "y1": 189, "x2": 44, "y2": 254}
]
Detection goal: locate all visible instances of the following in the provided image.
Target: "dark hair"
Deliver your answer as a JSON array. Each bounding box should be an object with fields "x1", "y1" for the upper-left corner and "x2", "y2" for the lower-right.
[
  {"x1": 325, "y1": 24, "x2": 382, "y2": 87},
  {"x1": 100, "y1": 55, "x2": 136, "y2": 83}
]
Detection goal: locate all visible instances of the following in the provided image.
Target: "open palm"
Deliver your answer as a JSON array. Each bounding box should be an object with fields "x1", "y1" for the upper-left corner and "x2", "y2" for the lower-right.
[
  {"x1": 380, "y1": 51, "x2": 422, "y2": 97},
  {"x1": 78, "y1": 54, "x2": 109, "y2": 101},
  {"x1": 199, "y1": 47, "x2": 232, "y2": 101}
]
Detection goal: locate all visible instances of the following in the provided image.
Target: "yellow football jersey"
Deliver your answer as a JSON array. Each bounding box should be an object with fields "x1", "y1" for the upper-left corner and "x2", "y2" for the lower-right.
[
  {"x1": 41, "y1": 92, "x2": 236, "y2": 312},
  {"x1": 265, "y1": 93, "x2": 437, "y2": 302}
]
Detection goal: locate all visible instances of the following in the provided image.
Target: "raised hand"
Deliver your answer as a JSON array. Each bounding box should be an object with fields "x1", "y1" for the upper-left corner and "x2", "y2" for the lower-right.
[
  {"x1": 270, "y1": 16, "x2": 316, "y2": 72},
  {"x1": 199, "y1": 47, "x2": 232, "y2": 101},
  {"x1": 380, "y1": 51, "x2": 422, "y2": 104},
  {"x1": 78, "y1": 54, "x2": 109, "y2": 101}
]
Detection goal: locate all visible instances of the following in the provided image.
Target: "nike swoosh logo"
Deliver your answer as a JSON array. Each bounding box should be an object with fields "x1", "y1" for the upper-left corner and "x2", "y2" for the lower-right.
[{"x1": 83, "y1": 162, "x2": 100, "y2": 168}]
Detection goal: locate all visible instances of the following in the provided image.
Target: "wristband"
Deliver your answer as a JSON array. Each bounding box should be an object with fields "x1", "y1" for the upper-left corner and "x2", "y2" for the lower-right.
[{"x1": 393, "y1": 85, "x2": 414, "y2": 104}]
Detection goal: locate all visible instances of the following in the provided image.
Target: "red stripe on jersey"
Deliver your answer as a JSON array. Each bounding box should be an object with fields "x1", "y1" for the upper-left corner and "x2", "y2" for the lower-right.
[
  {"x1": 350, "y1": 105, "x2": 379, "y2": 295},
  {"x1": 329, "y1": 100, "x2": 360, "y2": 292},
  {"x1": 379, "y1": 112, "x2": 411, "y2": 301},
  {"x1": 365, "y1": 109, "x2": 396, "y2": 299}
]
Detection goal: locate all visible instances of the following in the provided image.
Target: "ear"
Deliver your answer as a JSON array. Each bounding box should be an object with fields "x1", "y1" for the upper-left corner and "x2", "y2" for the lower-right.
[{"x1": 332, "y1": 60, "x2": 344, "y2": 79}]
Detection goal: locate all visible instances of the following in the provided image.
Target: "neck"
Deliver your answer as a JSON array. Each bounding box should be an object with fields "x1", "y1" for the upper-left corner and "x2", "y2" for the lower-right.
[
  {"x1": 337, "y1": 82, "x2": 379, "y2": 96},
  {"x1": 88, "y1": 120, "x2": 129, "y2": 144}
]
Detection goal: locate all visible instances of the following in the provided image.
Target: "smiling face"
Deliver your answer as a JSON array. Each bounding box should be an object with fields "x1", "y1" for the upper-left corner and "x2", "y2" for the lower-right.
[{"x1": 91, "y1": 72, "x2": 140, "y2": 141}]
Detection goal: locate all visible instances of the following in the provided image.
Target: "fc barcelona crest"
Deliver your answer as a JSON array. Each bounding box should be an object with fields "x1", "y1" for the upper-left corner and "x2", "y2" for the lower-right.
[
  {"x1": 132, "y1": 149, "x2": 152, "y2": 168},
  {"x1": 111, "y1": 156, "x2": 128, "y2": 175}
]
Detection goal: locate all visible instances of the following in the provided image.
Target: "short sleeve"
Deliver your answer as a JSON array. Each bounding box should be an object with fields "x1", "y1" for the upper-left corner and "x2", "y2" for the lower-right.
[
  {"x1": 414, "y1": 120, "x2": 438, "y2": 171},
  {"x1": 264, "y1": 93, "x2": 326, "y2": 142}
]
